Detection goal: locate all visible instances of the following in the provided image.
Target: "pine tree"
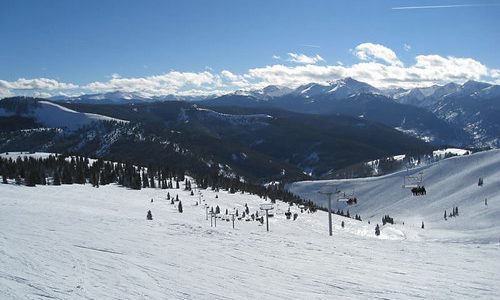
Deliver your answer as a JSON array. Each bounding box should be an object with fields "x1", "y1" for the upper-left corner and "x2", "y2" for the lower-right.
[
  {"x1": 341, "y1": 221, "x2": 345, "y2": 228},
  {"x1": 375, "y1": 224, "x2": 380, "y2": 236},
  {"x1": 147, "y1": 210, "x2": 153, "y2": 220},
  {"x1": 421, "y1": 221, "x2": 425, "y2": 229},
  {"x1": 178, "y1": 201, "x2": 183, "y2": 213},
  {"x1": 444, "y1": 210, "x2": 447, "y2": 220},
  {"x1": 53, "y1": 170, "x2": 61, "y2": 185},
  {"x1": 26, "y1": 169, "x2": 38, "y2": 187},
  {"x1": 175, "y1": 194, "x2": 179, "y2": 202}
]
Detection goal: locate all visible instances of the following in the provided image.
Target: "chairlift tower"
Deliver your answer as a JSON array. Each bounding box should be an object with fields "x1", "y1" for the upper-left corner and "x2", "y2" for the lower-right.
[
  {"x1": 318, "y1": 186, "x2": 340, "y2": 236},
  {"x1": 229, "y1": 210, "x2": 236, "y2": 229},
  {"x1": 259, "y1": 203, "x2": 274, "y2": 232}
]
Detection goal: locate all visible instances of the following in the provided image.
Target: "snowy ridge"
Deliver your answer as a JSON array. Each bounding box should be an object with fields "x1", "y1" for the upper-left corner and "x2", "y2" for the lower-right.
[
  {"x1": 289, "y1": 149, "x2": 500, "y2": 244},
  {"x1": 184, "y1": 106, "x2": 273, "y2": 125},
  {"x1": 0, "y1": 100, "x2": 128, "y2": 130}
]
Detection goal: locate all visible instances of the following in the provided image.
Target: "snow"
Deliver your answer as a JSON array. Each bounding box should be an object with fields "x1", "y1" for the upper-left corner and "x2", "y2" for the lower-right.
[
  {"x1": 289, "y1": 149, "x2": 500, "y2": 244},
  {"x1": 1, "y1": 151, "x2": 500, "y2": 299},
  {"x1": 0, "y1": 101, "x2": 128, "y2": 131},
  {"x1": 433, "y1": 148, "x2": 470, "y2": 158},
  {"x1": 0, "y1": 151, "x2": 55, "y2": 160}
]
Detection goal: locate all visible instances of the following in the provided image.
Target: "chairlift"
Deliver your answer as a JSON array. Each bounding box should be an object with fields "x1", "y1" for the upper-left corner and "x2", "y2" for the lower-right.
[
  {"x1": 337, "y1": 189, "x2": 357, "y2": 205},
  {"x1": 402, "y1": 169, "x2": 426, "y2": 196},
  {"x1": 402, "y1": 169, "x2": 423, "y2": 189}
]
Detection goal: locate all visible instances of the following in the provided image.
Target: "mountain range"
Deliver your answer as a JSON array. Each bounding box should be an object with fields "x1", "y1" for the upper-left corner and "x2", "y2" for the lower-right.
[
  {"x1": 1, "y1": 78, "x2": 498, "y2": 181},
  {"x1": 48, "y1": 78, "x2": 500, "y2": 148}
]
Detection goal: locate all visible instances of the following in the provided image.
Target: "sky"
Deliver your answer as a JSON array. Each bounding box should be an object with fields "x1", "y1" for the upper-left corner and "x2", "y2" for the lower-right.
[{"x1": 1, "y1": 0, "x2": 500, "y2": 98}]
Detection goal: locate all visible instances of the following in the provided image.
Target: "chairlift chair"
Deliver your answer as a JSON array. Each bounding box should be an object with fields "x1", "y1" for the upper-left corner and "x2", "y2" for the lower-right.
[
  {"x1": 402, "y1": 170, "x2": 424, "y2": 189},
  {"x1": 338, "y1": 189, "x2": 358, "y2": 205}
]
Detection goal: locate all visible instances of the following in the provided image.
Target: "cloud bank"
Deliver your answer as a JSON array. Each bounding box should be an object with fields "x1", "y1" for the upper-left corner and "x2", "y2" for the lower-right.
[{"x1": 1, "y1": 42, "x2": 499, "y2": 98}]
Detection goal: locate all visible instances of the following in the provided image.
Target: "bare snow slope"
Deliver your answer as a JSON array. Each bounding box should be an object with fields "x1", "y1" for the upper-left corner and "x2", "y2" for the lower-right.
[
  {"x1": 0, "y1": 100, "x2": 127, "y2": 130},
  {"x1": 289, "y1": 149, "x2": 500, "y2": 243},
  {"x1": 1, "y1": 174, "x2": 499, "y2": 299}
]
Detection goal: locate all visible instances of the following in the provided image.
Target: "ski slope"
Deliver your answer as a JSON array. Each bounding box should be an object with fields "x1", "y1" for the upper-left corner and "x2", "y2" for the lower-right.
[
  {"x1": 289, "y1": 149, "x2": 500, "y2": 244},
  {"x1": 0, "y1": 100, "x2": 127, "y2": 130},
  {"x1": 1, "y1": 153, "x2": 499, "y2": 299}
]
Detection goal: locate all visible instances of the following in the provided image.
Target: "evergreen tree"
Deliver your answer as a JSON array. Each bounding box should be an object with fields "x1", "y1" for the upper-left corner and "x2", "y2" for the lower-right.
[
  {"x1": 444, "y1": 210, "x2": 447, "y2": 220},
  {"x1": 421, "y1": 221, "x2": 425, "y2": 229},
  {"x1": 375, "y1": 224, "x2": 380, "y2": 236},
  {"x1": 178, "y1": 201, "x2": 183, "y2": 213},
  {"x1": 142, "y1": 171, "x2": 149, "y2": 188},
  {"x1": 62, "y1": 166, "x2": 73, "y2": 184},
  {"x1": 26, "y1": 169, "x2": 38, "y2": 187},
  {"x1": 341, "y1": 221, "x2": 345, "y2": 228},
  {"x1": 150, "y1": 175, "x2": 155, "y2": 188},
  {"x1": 147, "y1": 210, "x2": 153, "y2": 220},
  {"x1": 53, "y1": 170, "x2": 61, "y2": 185}
]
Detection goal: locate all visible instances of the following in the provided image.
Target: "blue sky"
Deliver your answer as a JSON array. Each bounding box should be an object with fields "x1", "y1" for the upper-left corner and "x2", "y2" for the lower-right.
[{"x1": 1, "y1": 0, "x2": 499, "y2": 97}]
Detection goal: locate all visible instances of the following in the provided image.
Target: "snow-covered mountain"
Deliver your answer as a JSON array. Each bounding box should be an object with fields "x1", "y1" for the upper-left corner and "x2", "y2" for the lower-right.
[
  {"x1": 52, "y1": 91, "x2": 151, "y2": 104},
  {"x1": 388, "y1": 81, "x2": 497, "y2": 107},
  {"x1": 293, "y1": 77, "x2": 381, "y2": 99},
  {"x1": 51, "y1": 91, "x2": 214, "y2": 104},
  {"x1": 231, "y1": 85, "x2": 294, "y2": 100},
  {"x1": 0, "y1": 98, "x2": 127, "y2": 130},
  {"x1": 1, "y1": 150, "x2": 499, "y2": 299}
]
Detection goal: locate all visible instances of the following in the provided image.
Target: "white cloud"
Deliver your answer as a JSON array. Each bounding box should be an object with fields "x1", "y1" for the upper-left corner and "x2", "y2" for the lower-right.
[
  {"x1": 85, "y1": 71, "x2": 219, "y2": 96},
  {"x1": 404, "y1": 44, "x2": 411, "y2": 52},
  {"x1": 392, "y1": 4, "x2": 500, "y2": 10},
  {"x1": 301, "y1": 44, "x2": 321, "y2": 49},
  {"x1": 0, "y1": 78, "x2": 78, "y2": 91},
  {"x1": 1, "y1": 43, "x2": 499, "y2": 98},
  {"x1": 221, "y1": 70, "x2": 249, "y2": 88},
  {"x1": 244, "y1": 52, "x2": 492, "y2": 89},
  {"x1": 287, "y1": 53, "x2": 325, "y2": 64},
  {"x1": 354, "y1": 43, "x2": 403, "y2": 67},
  {"x1": 272, "y1": 55, "x2": 281, "y2": 60}
]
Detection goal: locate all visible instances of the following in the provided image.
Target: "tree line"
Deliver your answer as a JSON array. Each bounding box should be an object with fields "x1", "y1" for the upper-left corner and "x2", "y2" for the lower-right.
[{"x1": 0, "y1": 153, "x2": 317, "y2": 211}]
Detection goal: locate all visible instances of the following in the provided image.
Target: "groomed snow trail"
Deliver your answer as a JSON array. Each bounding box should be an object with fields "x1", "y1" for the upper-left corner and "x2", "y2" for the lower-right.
[{"x1": 1, "y1": 153, "x2": 499, "y2": 299}]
